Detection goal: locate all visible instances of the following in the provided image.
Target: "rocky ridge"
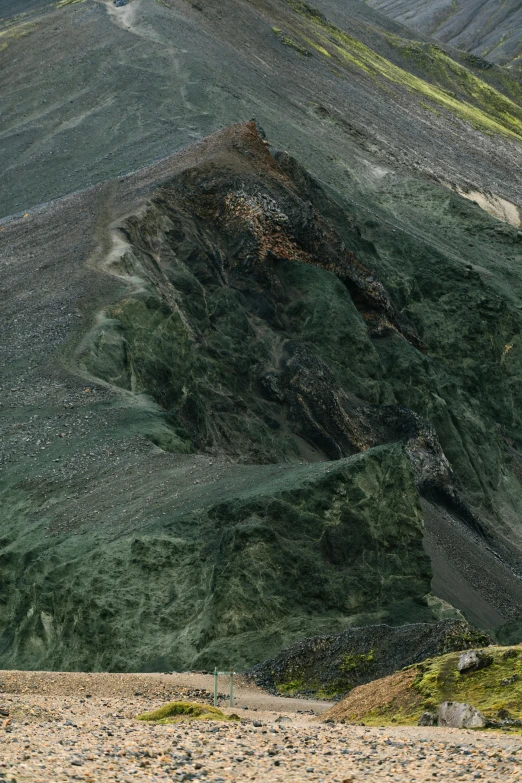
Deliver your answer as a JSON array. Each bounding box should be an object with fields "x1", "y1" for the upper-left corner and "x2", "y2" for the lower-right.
[{"x1": 2, "y1": 0, "x2": 522, "y2": 673}]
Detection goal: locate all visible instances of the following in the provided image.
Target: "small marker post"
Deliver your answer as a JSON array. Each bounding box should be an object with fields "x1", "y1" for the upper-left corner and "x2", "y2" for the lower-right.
[
  {"x1": 229, "y1": 669, "x2": 234, "y2": 707},
  {"x1": 213, "y1": 667, "x2": 218, "y2": 707}
]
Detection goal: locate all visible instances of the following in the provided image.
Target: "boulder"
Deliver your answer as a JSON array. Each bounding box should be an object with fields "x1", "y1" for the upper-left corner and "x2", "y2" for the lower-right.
[
  {"x1": 501, "y1": 674, "x2": 519, "y2": 686},
  {"x1": 457, "y1": 650, "x2": 493, "y2": 674},
  {"x1": 438, "y1": 701, "x2": 486, "y2": 729},
  {"x1": 418, "y1": 712, "x2": 437, "y2": 726}
]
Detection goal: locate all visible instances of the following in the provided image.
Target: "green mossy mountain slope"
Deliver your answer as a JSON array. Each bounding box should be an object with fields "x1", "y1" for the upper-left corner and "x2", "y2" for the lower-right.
[
  {"x1": 1, "y1": 121, "x2": 522, "y2": 671},
  {"x1": 0, "y1": 444, "x2": 430, "y2": 672},
  {"x1": 1, "y1": 0, "x2": 522, "y2": 673}
]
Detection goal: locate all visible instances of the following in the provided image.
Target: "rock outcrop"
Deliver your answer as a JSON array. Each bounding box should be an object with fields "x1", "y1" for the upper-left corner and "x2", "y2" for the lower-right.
[
  {"x1": 248, "y1": 620, "x2": 491, "y2": 698},
  {"x1": 457, "y1": 649, "x2": 493, "y2": 674},
  {"x1": 438, "y1": 701, "x2": 487, "y2": 729},
  {"x1": 418, "y1": 711, "x2": 437, "y2": 726}
]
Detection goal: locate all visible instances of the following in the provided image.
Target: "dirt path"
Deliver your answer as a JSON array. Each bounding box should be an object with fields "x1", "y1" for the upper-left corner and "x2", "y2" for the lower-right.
[
  {"x1": 0, "y1": 669, "x2": 331, "y2": 714},
  {"x1": 1, "y1": 669, "x2": 521, "y2": 782},
  {"x1": 141, "y1": 671, "x2": 332, "y2": 714}
]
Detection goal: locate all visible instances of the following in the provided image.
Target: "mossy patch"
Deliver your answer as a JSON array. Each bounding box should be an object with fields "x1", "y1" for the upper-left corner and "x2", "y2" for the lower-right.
[
  {"x1": 340, "y1": 650, "x2": 375, "y2": 674},
  {"x1": 286, "y1": 0, "x2": 327, "y2": 24},
  {"x1": 272, "y1": 27, "x2": 312, "y2": 57},
  {"x1": 0, "y1": 20, "x2": 36, "y2": 51},
  {"x1": 277, "y1": 678, "x2": 305, "y2": 695},
  {"x1": 324, "y1": 646, "x2": 522, "y2": 727},
  {"x1": 136, "y1": 701, "x2": 239, "y2": 724}
]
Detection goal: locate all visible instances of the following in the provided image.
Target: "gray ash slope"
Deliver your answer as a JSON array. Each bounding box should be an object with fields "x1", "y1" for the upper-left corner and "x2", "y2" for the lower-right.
[
  {"x1": 366, "y1": 0, "x2": 522, "y2": 66},
  {"x1": 2, "y1": 0, "x2": 522, "y2": 218},
  {"x1": 1, "y1": 0, "x2": 522, "y2": 672}
]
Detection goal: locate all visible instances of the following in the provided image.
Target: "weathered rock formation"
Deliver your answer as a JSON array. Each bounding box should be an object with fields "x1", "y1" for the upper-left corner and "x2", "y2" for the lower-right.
[
  {"x1": 248, "y1": 620, "x2": 492, "y2": 698},
  {"x1": 438, "y1": 701, "x2": 487, "y2": 729}
]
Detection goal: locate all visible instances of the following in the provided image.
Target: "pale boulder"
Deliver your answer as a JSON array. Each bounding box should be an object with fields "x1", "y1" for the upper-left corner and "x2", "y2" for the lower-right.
[
  {"x1": 438, "y1": 701, "x2": 486, "y2": 729},
  {"x1": 457, "y1": 650, "x2": 492, "y2": 673}
]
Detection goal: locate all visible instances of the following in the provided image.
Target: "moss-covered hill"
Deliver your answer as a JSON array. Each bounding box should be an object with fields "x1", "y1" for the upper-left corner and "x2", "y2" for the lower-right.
[
  {"x1": 1, "y1": 121, "x2": 522, "y2": 671},
  {"x1": 136, "y1": 702, "x2": 238, "y2": 724},
  {"x1": 323, "y1": 645, "x2": 522, "y2": 727},
  {"x1": 0, "y1": 442, "x2": 432, "y2": 672}
]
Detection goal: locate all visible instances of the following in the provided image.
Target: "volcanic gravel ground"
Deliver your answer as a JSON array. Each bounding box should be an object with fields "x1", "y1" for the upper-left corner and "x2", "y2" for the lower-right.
[{"x1": 0, "y1": 671, "x2": 520, "y2": 782}]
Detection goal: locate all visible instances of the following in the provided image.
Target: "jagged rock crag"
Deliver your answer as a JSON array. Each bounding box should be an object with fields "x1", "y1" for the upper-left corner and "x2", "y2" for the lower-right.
[{"x1": 85, "y1": 124, "x2": 463, "y2": 508}]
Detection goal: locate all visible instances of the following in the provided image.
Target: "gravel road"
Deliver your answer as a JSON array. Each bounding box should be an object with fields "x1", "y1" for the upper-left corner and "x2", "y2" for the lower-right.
[{"x1": 0, "y1": 670, "x2": 521, "y2": 782}]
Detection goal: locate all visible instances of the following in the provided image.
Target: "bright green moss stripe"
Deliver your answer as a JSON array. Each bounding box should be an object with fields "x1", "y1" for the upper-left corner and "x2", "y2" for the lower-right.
[
  {"x1": 386, "y1": 36, "x2": 522, "y2": 124},
  {"x1": 55, "y1": 0, "x2": 85, "y2": 8}
]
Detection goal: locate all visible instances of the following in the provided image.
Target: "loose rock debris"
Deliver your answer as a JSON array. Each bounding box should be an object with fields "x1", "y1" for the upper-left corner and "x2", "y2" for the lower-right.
[{"x1": 0, "y1": 670, "x2": 520, "y2": 782}]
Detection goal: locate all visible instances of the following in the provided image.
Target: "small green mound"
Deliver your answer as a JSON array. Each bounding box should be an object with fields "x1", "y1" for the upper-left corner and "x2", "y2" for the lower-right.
[{"x1": 136, "y1": 701, "x2": 239, "y2": 724}]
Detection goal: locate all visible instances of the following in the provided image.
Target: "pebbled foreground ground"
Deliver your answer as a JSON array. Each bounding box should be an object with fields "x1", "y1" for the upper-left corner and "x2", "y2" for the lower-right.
[{"x1": 0, "y1": 671, "x2": 520, "y2": 782}]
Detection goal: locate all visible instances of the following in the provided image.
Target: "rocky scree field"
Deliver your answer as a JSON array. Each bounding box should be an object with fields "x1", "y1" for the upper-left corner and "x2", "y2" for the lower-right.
[{"x1": 247, "y1": 619, "x2": 492, "y2": 698}]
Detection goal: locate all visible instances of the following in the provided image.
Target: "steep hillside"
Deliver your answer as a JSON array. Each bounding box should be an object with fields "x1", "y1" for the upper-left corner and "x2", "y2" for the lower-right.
[
  {"x1": 366, "y1": 0, "x2": 522, "y2": 66},
  {"x1": 2, "y1": 0, "x2": 522, "y2": 220},
  {"x1": 2, "y1": 0, "x2": 522, "y2": 671},
  {"x1": 2, "y1": 120, "x2": 522, "y2": 670}
]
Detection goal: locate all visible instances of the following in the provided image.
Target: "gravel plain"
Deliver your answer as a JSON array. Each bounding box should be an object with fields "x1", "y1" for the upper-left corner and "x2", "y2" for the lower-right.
[{"x1": 0, "y1": 670, "x2": 521, "y2": 783}]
